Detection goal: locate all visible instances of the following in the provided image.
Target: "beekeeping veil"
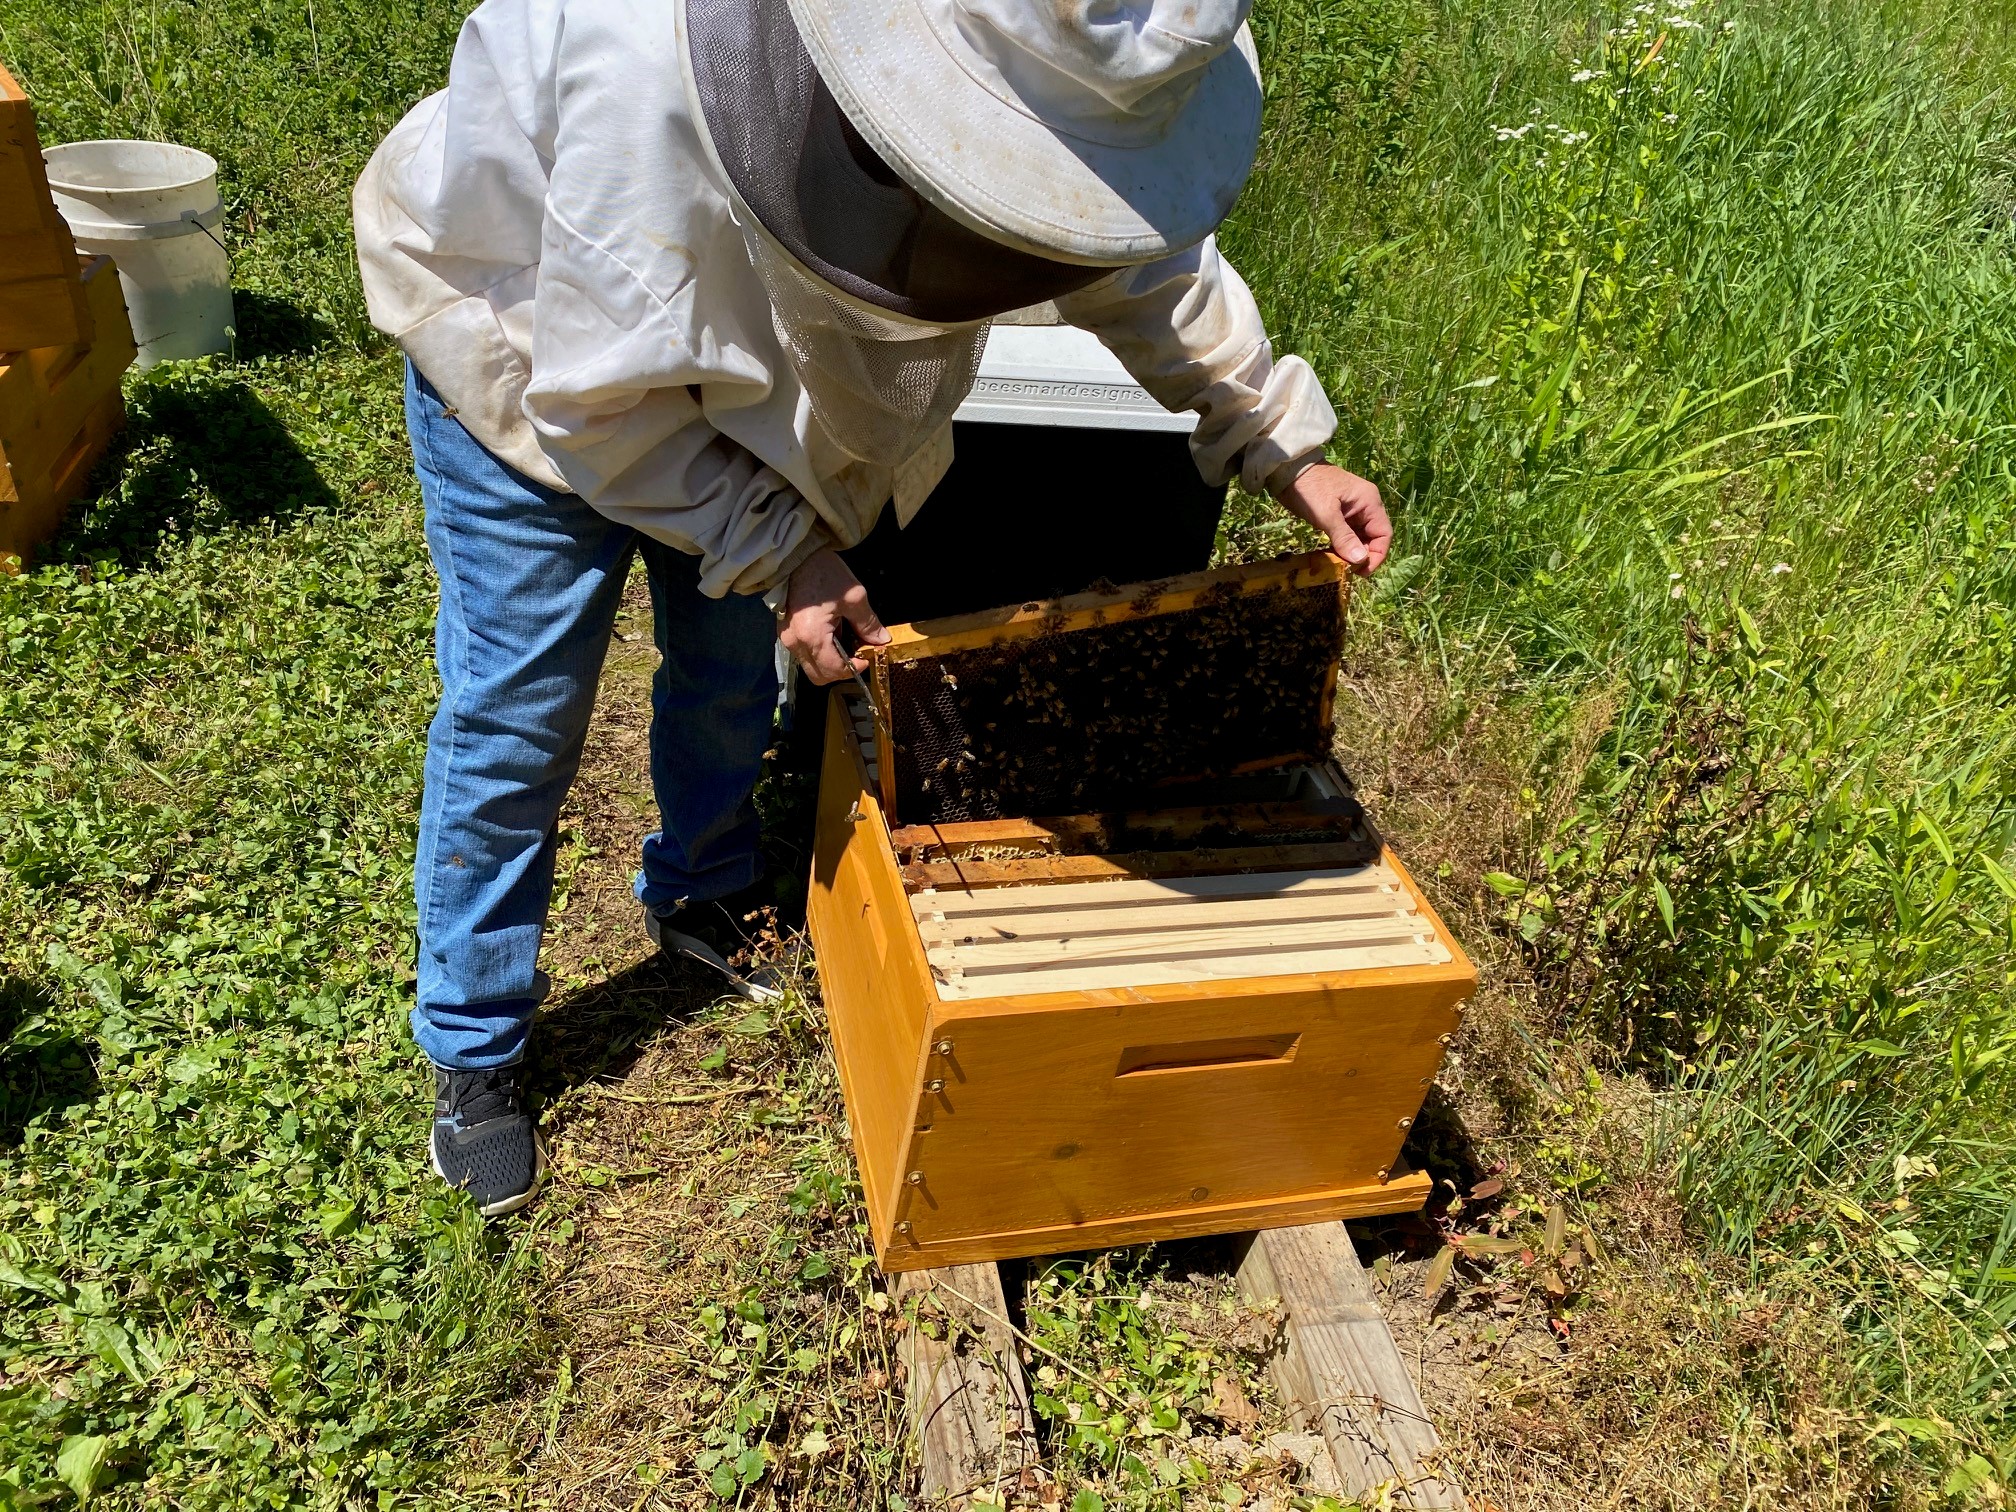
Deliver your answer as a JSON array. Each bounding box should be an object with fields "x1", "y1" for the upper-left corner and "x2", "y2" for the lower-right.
[{"x1": 679, "y1": 0, "x2": 1264, "y2": 468}]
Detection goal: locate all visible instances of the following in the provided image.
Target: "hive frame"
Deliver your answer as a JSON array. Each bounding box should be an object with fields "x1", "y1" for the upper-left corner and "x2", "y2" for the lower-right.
[{"x1": 863, "y1": 550, "x2": 1351, "y2": 825}]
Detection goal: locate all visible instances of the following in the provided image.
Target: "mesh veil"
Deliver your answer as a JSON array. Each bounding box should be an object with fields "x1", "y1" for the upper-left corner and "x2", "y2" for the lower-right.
[
  {"x1": 686, "y1": 0, "x2": 1115, "y2": 464},
  {"x1": 685, "y1": 0, "x2": 1107, "y2": 322},
  {"x1": 741, "y1": 233, "x2": 987, "y2": 467}
]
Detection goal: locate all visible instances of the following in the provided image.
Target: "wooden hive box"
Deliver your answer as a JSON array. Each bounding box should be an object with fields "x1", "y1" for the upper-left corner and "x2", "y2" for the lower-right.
[
  {"x1": 808, "y1": 557, "x2": 1477, "y2": 1272},
  {"x1": 0, "y1": 60, "x2": 93, "y2": 352},
  {"x1": 0, "y1": 253, "x2": 135, "y2": 571}
]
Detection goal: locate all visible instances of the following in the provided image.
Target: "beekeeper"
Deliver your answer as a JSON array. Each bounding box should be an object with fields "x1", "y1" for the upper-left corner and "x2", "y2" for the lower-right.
[{"x1": 352, "y1": 0, "x2": 1393, "y2": 1216}]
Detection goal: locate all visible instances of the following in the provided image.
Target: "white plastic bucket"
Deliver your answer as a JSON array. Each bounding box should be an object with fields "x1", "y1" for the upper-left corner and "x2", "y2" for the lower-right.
[{"x1": 44, "y1": 140, "x2": 235, "y2": 367}]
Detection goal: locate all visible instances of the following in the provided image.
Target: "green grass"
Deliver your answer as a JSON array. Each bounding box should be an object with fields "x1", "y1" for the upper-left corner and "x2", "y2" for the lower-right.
[
  {"x1": 0, "y1": 3, "x2": 522, "y2": 1505},
  {"x1": 0, "y1": 0, "x2": 2011, "y2": 1504},
  {"x1": 1222, "y1": 0, "x2": 2016, "y2": 1488}
]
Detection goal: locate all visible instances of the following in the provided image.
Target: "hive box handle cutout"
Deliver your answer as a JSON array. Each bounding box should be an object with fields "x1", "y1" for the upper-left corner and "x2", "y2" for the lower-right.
[{"x1": 1115, "y1": 1033, "x2": 1301, "y2": 1079}]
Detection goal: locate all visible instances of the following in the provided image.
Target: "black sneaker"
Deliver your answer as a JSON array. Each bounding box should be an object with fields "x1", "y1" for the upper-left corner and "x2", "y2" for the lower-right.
[
  {"x1": 646, "y1": 882, "x2": 784, "y2": 1003},
  {"x1": 429, "y1": 1062, "x2": 545, "y2": 1217}
]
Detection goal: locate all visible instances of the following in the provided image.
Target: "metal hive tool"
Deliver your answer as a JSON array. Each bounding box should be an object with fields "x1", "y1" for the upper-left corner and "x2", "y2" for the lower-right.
[{"x1": 865, "y1": 552, "x2": 1350, "y2": 827}]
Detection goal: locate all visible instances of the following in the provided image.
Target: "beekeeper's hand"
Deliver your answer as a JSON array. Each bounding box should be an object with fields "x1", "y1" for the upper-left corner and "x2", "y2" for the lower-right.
[
  {"x1": 781, "y1": 548, "x2": 890, "y2": 685},
  {"x1": 1276, "y1": 463, "x2": 1391, "y2": 576}
]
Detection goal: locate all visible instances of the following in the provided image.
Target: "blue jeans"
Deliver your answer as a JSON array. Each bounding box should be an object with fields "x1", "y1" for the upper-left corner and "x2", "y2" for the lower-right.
[{"x1": 405, "y1": 363, "x2": 778, "y2": 1069}]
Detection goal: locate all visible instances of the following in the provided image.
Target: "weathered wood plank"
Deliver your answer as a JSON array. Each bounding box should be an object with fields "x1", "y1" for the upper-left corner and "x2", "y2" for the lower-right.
[
  {"x1": 1235, "y1": 1222, "x2": 1463, "y2": 1509},
  {"x1": 894, "y1": 1263, "x2": 1038, "y2": 1507}
]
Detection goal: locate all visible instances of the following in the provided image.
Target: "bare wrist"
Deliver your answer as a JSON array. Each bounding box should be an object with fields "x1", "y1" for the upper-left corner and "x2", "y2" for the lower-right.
[{"x1": 1265, "y1": 449, "x2": 1329, "y2": 499}]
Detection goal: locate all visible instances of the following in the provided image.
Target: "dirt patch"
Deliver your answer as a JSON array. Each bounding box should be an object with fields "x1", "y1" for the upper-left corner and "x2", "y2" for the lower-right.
[
  {"x1": 1360, "y1": 1222, "x2": 1897, "y2": 1511},
  {"x1": 1333, "y1": 630, "x2": 1541, "y2": 904}
]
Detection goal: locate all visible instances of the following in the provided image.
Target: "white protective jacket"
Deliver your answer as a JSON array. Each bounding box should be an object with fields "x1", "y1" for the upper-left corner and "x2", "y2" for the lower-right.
[{"x1": 352, "y1": 0, "x2": 1338, "y2": 597}]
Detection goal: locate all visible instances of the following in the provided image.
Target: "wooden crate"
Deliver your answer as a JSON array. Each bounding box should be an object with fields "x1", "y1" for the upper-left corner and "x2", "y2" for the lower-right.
[
  {"x1": 0, "y1": 60, "x2": 92, "y2": 352},
  {"x1": 809, "y1": 684, "x2": 1477, "y2": 1273},
  {"x1": 0, "y1": 254, "x2": 135, "y2": 571}
]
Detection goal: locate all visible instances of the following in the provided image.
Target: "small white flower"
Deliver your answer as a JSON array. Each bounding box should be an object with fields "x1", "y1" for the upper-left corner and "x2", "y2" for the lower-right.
[
  {"x1": 1670, "y1": 584, "x2": 1686, "y2": 600},
  {"x1": 1668, "y1": 571, "x2": 1683, "y2": 581},
  {"x1": 1571, "y1": 68, "x2": 1606, "y2": 83},
  {"x1": 1661, "y1": 112, "x2": 1678, "y2": 124},
  {"x1": 1772, "y1": 562, "x2": 1792, "y2": 575}
]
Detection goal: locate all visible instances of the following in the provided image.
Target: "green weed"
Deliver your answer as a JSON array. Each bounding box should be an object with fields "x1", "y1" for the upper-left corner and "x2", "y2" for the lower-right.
[{"x1": 1019, "y1": 1250, "x2": 1305, "y2": 1509}]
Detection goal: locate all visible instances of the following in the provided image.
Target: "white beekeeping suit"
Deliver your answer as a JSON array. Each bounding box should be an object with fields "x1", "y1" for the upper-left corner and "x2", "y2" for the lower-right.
[{"x1": 353, "y1": 0, "x2": 1338, "y2": 599}]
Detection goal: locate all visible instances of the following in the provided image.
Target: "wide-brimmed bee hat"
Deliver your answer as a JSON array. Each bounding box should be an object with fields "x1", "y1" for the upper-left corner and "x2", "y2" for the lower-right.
[{"x1": 681, "y1": 0, "x2": 1264, "y2": 314}]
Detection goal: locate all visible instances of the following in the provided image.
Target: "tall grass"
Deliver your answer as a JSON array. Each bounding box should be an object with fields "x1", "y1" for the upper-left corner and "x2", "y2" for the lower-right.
[{"x1": 1227, "y1": 0, "x2": 2016, "y2": 1477}]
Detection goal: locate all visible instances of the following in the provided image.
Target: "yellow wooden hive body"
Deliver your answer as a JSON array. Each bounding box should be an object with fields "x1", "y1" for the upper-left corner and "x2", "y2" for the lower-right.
[
  {"x1": 808, "y1": 561, "x2": 1477, "y2": 1271},
  {"x1": 1, "y1": 255, "x2": 134, "y2": 569},
  {"x1": 0, "y1": 62, "x2": 136, "y2": 571},
  {"x1": 0, "y1": 61, "x2": 94, "y2": 352}
]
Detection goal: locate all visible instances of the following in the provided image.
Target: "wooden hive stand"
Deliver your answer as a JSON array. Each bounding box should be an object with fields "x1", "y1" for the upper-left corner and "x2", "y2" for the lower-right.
[
  {"x1": 892, "y1": 1230, "x2": 1464, "y2": 1510},
  {"x1": 0, "y1": 60, "x2": 137, "y2": 572}
]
